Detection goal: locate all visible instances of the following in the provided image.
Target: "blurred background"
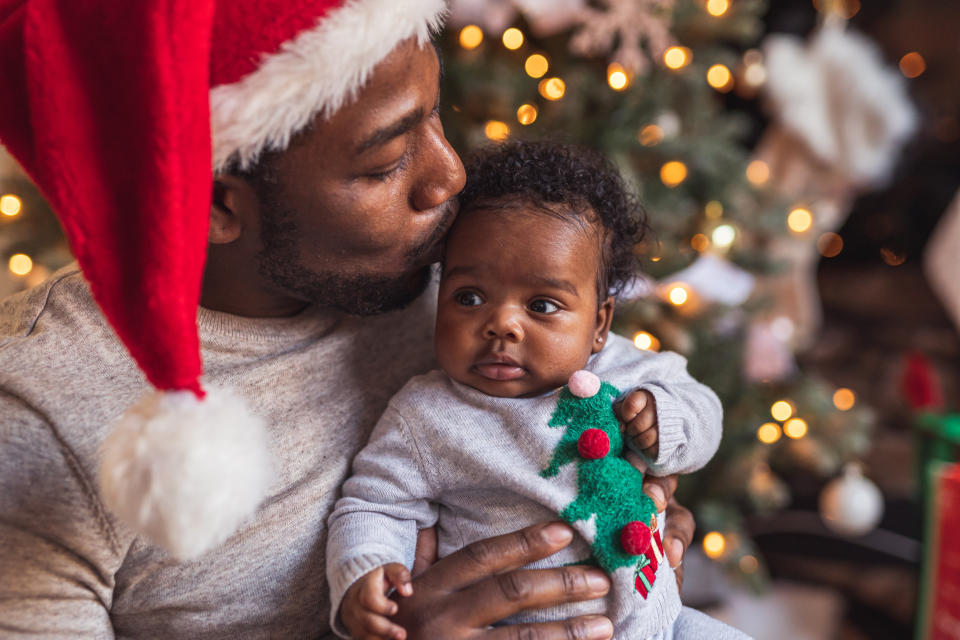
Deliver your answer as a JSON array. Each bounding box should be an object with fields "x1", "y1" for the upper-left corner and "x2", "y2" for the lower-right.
[{"x1": 1, "y1": 0, "x2": 957, "y2": 637}]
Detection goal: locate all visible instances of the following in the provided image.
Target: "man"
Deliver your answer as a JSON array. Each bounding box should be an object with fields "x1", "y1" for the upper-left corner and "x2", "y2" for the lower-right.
[{"x1": 0, "y1": 1, "x2": 694, "y2": 638}]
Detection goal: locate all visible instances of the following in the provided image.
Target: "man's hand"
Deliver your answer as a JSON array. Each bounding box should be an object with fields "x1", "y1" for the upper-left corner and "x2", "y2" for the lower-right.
[
  {"x1": 392, "y1": 523, "x2": 615, "y2": 640},
  {"x1": 615, "y1": 389, "x2": 659, "y2": 460}
]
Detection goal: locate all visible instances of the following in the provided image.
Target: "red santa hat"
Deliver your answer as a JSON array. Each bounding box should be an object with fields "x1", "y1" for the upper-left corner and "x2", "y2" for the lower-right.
[{"x1": 0, "y1": 0, "x2": 447, "y2": 559}]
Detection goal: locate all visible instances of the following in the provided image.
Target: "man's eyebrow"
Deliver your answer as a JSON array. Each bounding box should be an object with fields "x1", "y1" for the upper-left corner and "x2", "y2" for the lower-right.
[{"x1": 354, "y1": 107, "x2": 424, "y2": 156}]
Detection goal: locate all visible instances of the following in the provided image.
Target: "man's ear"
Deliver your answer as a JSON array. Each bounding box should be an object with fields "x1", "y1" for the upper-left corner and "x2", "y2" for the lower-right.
[
  {"x1": 209, "y1": 175, "x2": 252, "y2": 244},
  {"x1": 592, "y1": 296, "x2": 615, "y2": 353}
]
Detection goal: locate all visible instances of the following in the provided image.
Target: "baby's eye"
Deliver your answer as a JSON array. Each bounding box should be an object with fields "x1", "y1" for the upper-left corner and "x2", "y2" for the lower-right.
[
  {"x1": 529, "y1": 299, "x2": 560, "y2": 314},
  {"x1": 456, "y1": 291, "x2": 483, "y2": 307}
]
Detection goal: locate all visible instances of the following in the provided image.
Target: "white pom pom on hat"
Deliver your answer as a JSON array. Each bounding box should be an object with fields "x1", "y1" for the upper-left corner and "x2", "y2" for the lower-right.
[{"x1": 100, "y1": 388, "x2": 272, "y2": 560}]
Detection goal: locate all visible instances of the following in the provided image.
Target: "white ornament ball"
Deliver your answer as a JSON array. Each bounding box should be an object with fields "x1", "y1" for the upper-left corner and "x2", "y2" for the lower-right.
[
  {"x1": 818, "y1": 463, "x2": 883, "y2": 537},
  {"x1": 655, "y1": 111, "x2": 681, "y2": 139}
]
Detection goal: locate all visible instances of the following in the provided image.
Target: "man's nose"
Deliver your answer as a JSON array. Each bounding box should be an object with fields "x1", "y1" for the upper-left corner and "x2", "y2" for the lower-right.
[
  {"x1": 484, "y1": 308, "x2": 524, "y2": 342},
  {"x1": 411, "y1": 119, "x2": 466, "y2": 213}
]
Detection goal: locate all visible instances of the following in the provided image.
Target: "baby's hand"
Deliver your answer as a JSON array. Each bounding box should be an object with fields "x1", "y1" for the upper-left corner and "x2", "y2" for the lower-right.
[
  {"x1": 340, "y1": 563, "x2": 413, "y2": 640},
  {"x1": 615, "y1": 389, "x2": 659, "y2": 460}
]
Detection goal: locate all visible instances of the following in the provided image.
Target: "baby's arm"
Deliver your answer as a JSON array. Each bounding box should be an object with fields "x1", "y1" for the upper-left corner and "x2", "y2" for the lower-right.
[
  {"x1": 613, "y1": 348, "x2": 722, "y2": 475},
  {"x1": 340, "y1": 563, "x2": 413, "y2": 640},
  {"x1": 327, "y1": 404, "x2": 440, "y2": 639}
]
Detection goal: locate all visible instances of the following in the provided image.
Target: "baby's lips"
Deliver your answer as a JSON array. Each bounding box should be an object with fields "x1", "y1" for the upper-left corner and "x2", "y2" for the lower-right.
[{"x1": 474, "y1": 362, "x2": 526, "y2": 380}]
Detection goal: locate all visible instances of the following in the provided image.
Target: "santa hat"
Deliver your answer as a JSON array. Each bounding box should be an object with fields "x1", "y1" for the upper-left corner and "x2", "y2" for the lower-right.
[{"x1": 0, "y1": 0, "x2": 447, "y2": 559}]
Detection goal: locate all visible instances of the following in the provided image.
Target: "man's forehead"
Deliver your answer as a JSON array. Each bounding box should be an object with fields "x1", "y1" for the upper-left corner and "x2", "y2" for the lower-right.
[{"x1": 321, "y1": 40, "x2": 441, "y2": 155}]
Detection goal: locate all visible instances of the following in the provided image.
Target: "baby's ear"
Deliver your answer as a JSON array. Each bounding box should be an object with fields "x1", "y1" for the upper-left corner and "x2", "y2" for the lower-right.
[{"x1": 592, "y1": 296, "x2": 615, "y2": 353}]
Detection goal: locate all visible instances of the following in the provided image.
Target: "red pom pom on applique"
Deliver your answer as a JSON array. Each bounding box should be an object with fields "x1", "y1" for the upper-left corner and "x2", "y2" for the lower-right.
[
  {"x1": 577, "y1": 428, "x2": 610, "y2": 459},
  {"x1": 621, "y1": 521, "x2": 652, "y2": 556}
]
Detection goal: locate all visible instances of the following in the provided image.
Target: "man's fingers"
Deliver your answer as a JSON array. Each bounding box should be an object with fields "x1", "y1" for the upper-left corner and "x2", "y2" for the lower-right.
[
  {"x1": 486, "y1": 615, "x2": 614, "y2": 640},
  {"x1": 673, "y1": 561, "x2": 685, "y2": 594},
  {"x1": 418, "y1": 523, "x2": 574, "y2": 590},
  {"x1": 641, "y1": 474, "x2": 678, "y2": 511},
  {"x1": 459, "y1": 565, "x2": 610, "y2": 627},
  {"x1": 412, "y1": 527, "x2": 438, "y2": 577},
  {"x1": 663, "y1": 498, "x2": 695, "y2": 569},
  {"x1": 360, "y1": 611, "x2": 406, "y2": 640}
]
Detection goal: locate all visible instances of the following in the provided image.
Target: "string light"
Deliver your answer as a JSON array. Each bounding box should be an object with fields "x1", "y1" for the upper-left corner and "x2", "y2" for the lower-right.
[
  {"x1": 459, "y1": 25, "x2": 483, "y2": 50},
  {"x1": 516, "y1": 104, "x2": 538, "y2": 125},
  {"x1": 660, "y1": 161, "x2": 688, "y2": 187},
  {"x1": 668, "y1": 285, "x2": 689, "y2": 306},
  {"x1": 706, "y1": 0, "x2": 730, "y2": 17},
  {"x1": 899, "y1": 52, "x2": 926, "y2": 78},
  {"x1": 784, "y1": 418, "x2": 808, "y2": 439},
  {"x1": 706, "y1": 64, "x2": 733, "y2": 92},
  {"x1": 0, "y1": 194, "x2": 22, "y2": 217},
  {"x1": 739, "y1": 555, "x2": 759, "y2": 573},
  {"x1": 833, "y1": 388, "x2": 856, "y2": 411},
  {"x1": 705, "y1": 201, "x2": 723, "y2": 219},
  {"x1": 691, "y1": 233, "x2": 710, "y2": 252},
  {"x1": 525, "y1": 54, "x2": 549, "y2": 78},
  {"x1": 745, "y1": 160, "x2": 770, "y2": 186},
  {"x1": 633, "y1": 331, "x2": 661, "y2": 351},
  {"x1": 484, "y1": 120, "x2": 510, "y2": 141},
  {"x1": 757, "y1": 422, "x2": 782, "y2": 444},
  {"x1": 712, "y1": 224, "x2": 736, "y2": 248},
  {"x1": 771, "y1": 400, "x2": 793, "y2": 421},
  {"x1": 813, "y1": 0, "x2": 860, "y2": 19},
  {"x1": 880, "y1": 247, "x2": 906, "y2": 266},
  {"x1": 607, "y1": 62, "x2": 629, "y2": 91},
  {"x1": 638, "y1": 124, "x2": 664, "y2": 146},
  {"x1": 8, "y1": 253, "x2": 33, "y2": 276},
  {"x1": 817, "y1": 232, "x2": 843, "y2": 258},
  {"x1": 787, "y1": 207, "x2": 813, "y2": 234},
  {"x1": 663, "y1": 46, "x2": 692, "y2": 70},
  {"x1": 538, "y1": 77, "x2": 565, "y2": 100},
  {"x1": 703, "y1": 531, "x2": 726, "y2": 559},
  {"x1": 502, "y1": 27, "x2": 524, "y2": 50}
]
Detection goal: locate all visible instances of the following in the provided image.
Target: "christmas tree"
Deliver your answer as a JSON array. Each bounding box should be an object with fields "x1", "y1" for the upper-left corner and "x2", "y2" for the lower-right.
[{"x1": 439, "y1": 0, "x2": 890, "y2": 589}]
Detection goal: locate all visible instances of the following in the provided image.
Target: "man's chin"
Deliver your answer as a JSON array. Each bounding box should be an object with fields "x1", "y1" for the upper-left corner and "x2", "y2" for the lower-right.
[{"x1": 325, "y1": 265, "x2": 432, "y2": 317}]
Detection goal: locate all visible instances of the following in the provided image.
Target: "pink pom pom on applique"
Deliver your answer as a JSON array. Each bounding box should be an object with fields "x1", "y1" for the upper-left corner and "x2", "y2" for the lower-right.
[
  {"x1": 621, "y1": 521, "x2": 652, "y2": 556},
  {"x1": 568, "y1": 370, "x2": 601, "y2": 398}
]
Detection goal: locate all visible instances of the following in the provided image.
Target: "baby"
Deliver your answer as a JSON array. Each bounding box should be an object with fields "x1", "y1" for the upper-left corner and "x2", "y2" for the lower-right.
[{"x1": 326, "y1": 141, "x2": 746, "y2": 639}]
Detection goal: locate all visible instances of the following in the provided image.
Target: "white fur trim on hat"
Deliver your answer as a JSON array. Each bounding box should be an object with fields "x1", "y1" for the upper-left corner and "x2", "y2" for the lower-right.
[{"x1": 210, "y1": 0, "x2": 448, "y2": 173}]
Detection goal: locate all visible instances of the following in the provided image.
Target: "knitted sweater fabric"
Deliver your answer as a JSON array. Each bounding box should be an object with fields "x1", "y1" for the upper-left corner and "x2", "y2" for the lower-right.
[
  {"x1": 326, "y1": 334, "x2": 723, "y2": 639},
  {"x1": 0, "y1": 265, "x2": 437, "y2": 639}
]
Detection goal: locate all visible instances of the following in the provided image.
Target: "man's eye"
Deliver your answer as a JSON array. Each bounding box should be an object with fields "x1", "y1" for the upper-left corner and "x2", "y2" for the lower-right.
[
  {"x1": 529, "y1": 299, "x2": 560, "y2": 314},
  {"x1": 456, "y1": 292, "x2": 483, "y2": 307},
  {"x1": 366, "y1": 154, "x2": 408, "y2": 182}
]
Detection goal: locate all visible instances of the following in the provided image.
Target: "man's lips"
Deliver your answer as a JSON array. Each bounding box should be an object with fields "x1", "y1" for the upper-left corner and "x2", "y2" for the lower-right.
[{"x1": 473, "y1": 355, "x2": 526, "y2": 381}]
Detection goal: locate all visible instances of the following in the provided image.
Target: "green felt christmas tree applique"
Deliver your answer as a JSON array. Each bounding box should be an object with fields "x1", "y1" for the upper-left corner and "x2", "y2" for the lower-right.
[{"x1": 540, "y1": 370, "x2": 664, "y2": 598}]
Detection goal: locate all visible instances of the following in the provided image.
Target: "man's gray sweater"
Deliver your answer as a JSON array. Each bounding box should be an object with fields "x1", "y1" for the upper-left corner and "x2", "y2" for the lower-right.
[
  {"x1": 326, "y1": 334, "x2": 722, "y2": 639},
  {"x1": 0, "y1": 265, "x2": 437, "y2": 638}
]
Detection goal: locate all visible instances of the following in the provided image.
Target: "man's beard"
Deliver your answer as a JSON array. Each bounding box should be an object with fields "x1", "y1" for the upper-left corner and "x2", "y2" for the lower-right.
[{"x1": 255, "y1": 197, "x2": 454, "y2": 317}]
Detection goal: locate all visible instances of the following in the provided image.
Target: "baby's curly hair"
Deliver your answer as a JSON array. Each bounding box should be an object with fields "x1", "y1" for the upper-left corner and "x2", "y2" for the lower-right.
[{"x1": 456, "y1": 139, "x2": 649, "y2": 302}]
